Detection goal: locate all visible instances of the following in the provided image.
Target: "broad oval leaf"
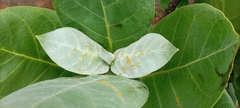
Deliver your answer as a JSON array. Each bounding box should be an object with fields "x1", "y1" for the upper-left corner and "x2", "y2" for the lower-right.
[
  {"x1": 36, "y1": 27, "x2": 109, "y2": 75},
  {"x1": 0, "y1": 7, "x2": 76, "y2": 99},
  {"x1": 52, "y1": 0, "x2": 155, "y2": 52},
  {"x1": 0, "y1": 75, "x2": 149, "y2": 108},
  {"x1": 141, "y1": 4, "x2": 239, "y2": 108},
  {"x1": 111, "y1": 33, "x2": 178, "y2": 78}
]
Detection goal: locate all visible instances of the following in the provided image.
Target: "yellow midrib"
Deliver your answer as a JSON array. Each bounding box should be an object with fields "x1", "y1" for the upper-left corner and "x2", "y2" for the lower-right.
[
  {"x1": 100, "y1": 0, "x2": 113, "y2": 52},
  {"x1": 1, "y1": 48, "x2": 58, "y2": 67}
]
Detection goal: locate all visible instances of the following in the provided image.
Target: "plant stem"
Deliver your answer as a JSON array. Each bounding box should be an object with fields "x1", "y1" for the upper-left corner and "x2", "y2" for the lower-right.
[{"x1": 163, "y1": 0, "x2": 181, "y2": 17}]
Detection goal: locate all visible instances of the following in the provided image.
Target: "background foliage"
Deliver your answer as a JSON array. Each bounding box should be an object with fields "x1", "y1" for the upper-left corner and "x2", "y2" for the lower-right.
[{"x1": 0, "y1": 0, "x2": 239, "y2": 107}]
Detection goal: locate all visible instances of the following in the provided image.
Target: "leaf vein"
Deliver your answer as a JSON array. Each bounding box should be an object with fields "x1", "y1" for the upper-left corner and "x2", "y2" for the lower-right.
[
  {"x1": 148, "y1": 38, "x2": 238, "y2": 76},
  {"x1": 168, "y1": 73, "x2": 182, "y2": 107},
  {"x1": 64, "y1": 13, "x2": 107, "y2": 39},
  {"x1": 0, "y1": 48, "x2": 58, "y2": 67},
  {"x1": 0, "y1": 58, "x2": 25, "y2": 82},
  {"x1": 29, "y1": 65, "x2": 51, "y2": 85},
  {"x1": 177, "y1": 8, "x2": 204, "y2": 66},
  {"x1": 108, "y1": 1, "x2": 143, "y2": 26},
  {"x1": 6, "y1": 12, "x2": 41, "y2": 58},
  {"x1": 186, "y1": 66, "x2": 209, "y2": 97},
  {"x1": 30, "y1": 76, "x2": 105, "y2": 107},
  {"x1": 153, "y1": 76, "x2": 162, "y2": 108},
  {"x1": 100, "y1": 0, "x2": 113, "y2": 52},
  {"x1": 74, "y1": 0, "x2": 104, "y2": 20},
  {"x1": 199, "y1": 17, "x2": 220, "y2": 58}
]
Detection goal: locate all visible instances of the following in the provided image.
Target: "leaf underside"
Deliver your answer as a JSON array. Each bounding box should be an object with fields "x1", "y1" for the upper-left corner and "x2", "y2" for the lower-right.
[
  {"x1": 213, "y1": 90, "x2": 236, "y2": 108},
  {"x1": 111, "y1": 33, "x2": 179, "y2": 78},
  {"x1": 37, "y1": 28, "x2": 178, "y2": 78},
  {"x1": 0, "y1": 75, "x2": 149, "y2": 108}
]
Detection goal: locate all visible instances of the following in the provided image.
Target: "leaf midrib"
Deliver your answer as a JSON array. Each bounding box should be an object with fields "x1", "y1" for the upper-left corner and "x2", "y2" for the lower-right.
[
  {"x1": 0, "y1": 48, "x2": 58, "y2": 67},
  {"x1": 100, "y1": 0, "x2": 113, "y2": 52}
]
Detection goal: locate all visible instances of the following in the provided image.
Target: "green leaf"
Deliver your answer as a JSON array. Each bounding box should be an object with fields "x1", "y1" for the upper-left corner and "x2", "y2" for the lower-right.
[
  {"x1": 111, "y1": 33, "x2": 179, "y2": 78},
  {"x1": 141, "y1": 4, "x2": 239, "y2": 107},
  {"x1": 36, "y1": 27, "x2": 109, "y2": 75},
  {"x1": 99, "y1": 48, "x2": 115, "y2": 65},
  {"x1": 233, "y1": 50, "x2": 240, "y2": 103},
  {"x1": 213, "y1": 90, "x2": 236, "y2": 108},
  {"x1": 52, "y1": 0, "x2": 155, "y2": 52},
  {"x1": 226, "y1": 83, "x2": 239, "y2": 106},
  {"x1": 0, "y1": 7, "x2": 76, "y2": 99},
  {"x1": 0, "y1": 75, "x2": 149, "y2": 108},
  {"x1": 195, "y1": 0, "x2": 240, "y2": 34}
]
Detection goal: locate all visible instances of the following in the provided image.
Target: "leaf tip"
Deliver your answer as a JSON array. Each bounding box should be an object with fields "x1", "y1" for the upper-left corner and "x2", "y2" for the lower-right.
[{"x1": 35, "y1": 35, "x2": 39, "y2": 38}]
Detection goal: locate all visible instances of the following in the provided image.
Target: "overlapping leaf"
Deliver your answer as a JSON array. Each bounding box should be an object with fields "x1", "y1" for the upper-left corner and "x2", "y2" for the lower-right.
[
  {"x1": 233, "y1": 50, "x2": 240, "y2": 102},
  {"x1": 36, "y1": 27, "x2": 109, "y2": 75},
  {"x1": 195, "y1": 0, "x2": 240, "y2": 34},
  {"x1": 0, "y1": 75, "x2": 149, "y2": 108},
  {"x1": 141, "y1": 4, "x2": 239, "y2": 107},
  {"x1": 52, "y1": 0, "x2": 155, "y2": 52},
  {"x1": 0, "y1": 7, "x2": 76, "y2": 99},
  {"x1": 111, "y1": 33, "x2": 179, "y2": 78},
  {"x1": 36, "y1": 28, "x2": 178, "y2": 78},
  {"x1": 213, "y1": 90, "x2": 236, "y2": 108}
]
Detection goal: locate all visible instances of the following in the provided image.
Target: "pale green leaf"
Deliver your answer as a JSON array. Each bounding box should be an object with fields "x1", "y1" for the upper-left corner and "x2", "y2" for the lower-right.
[
  {"x1": 111, "y1": 33, "x2": 179, "y2": 78},
  {"x1": 213, "y1": 90, "x2": 236, "y2": 108},
  {"x1": 225, "y1": 83, "x2": 239, "y2": 106},
  {"x1": 36, "y1": 27, "x2": 109, "y2": 75},
  {"x1": 0, "y1": 6, "x2": 76, "y2": 99},
  {"x1": 99, "y1": 48, "x2": 115, "y2": 65},
  {"x1": 0, "y1": 75, "x2": 149, "y2": 108},
  {"x1": 141, "y1": 4, "x2": 239, "y2": 107}
]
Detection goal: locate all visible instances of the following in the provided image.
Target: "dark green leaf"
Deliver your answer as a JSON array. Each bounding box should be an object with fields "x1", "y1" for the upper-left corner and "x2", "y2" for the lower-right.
[
  {"x1": 213, "y1": 90, "x2": 236, "y2": 108},
  {"x1": 195, "y1": 0, "x2": 240, "y2": 34},
  {"x1": 0, "y1": 6, "x2": 76, "y2": 99},
  {"x1": 233, "y1": 50, "x2": 240, "y2": 103},
  {"x1": 141, "y1": 4, "x2": 239, "y2": 107},
  {"x1": 0, "y1": 75, "x2": 149, "y2": 108},
  {"x1": 52, "y1": 0, "x2": 155, "y2": 52}
]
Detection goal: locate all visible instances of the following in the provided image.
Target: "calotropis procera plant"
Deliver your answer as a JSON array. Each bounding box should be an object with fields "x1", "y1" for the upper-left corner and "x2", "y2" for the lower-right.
[{"x1": 0, "y1": 0, "x2": 239, "y2": 108}]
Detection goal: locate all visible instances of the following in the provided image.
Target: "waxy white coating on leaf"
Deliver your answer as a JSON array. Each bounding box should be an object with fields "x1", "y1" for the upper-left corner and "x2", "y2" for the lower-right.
[
  {"x1": 99, "y1": 48, "x2": 115, "y2": 65},
  {"x1": 0, "y1": 75, "x2": 149, "y2": 108},
  {"x1": 111, "y1": 33, "x2": 179, "y2": 78},
  {"x1": 36, "y1": 27, "x2": 109, "y2": 75},
  {"x1": 36, "y1": 27, "x2": 178, "y2": 78}
]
